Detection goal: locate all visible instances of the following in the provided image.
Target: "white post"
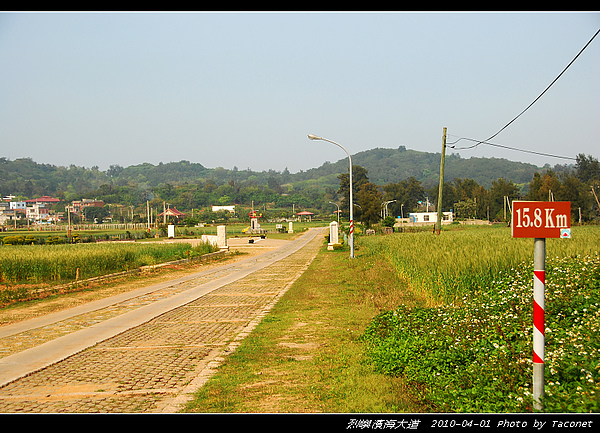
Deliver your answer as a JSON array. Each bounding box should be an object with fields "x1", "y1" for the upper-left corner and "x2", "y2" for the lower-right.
[
  {"x1": 328, "y1": 221, "x2": 339, "y2": 250},
  {"x1": 217, "y1": 225, "x2": 228, "y2": 250}
]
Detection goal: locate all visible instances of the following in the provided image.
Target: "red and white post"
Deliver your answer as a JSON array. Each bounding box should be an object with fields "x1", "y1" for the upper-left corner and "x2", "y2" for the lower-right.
[
  {"x1": 512, "y1": 201, "x2": 571, "y2": 412},
  {"x1": 533, "y1": 238, "x2": 546, "y2": 411}
]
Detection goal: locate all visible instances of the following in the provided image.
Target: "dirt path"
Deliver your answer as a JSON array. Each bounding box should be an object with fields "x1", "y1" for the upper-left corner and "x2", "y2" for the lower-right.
[{"x1": 0, "y1": 228, "x2": 325, "y2": 413}]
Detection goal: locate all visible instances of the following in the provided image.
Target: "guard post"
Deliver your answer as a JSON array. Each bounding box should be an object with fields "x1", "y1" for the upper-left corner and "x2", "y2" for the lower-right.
[{"x1": 511, "y1": 200, "x2": 571, "y2": 411}]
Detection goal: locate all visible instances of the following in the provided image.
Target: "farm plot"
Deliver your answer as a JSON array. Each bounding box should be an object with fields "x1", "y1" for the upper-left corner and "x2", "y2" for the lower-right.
[
  {"x1": 360, "y1": 225, "x2": 599, "y2": 412},
  {"x1": 0, "y1": 241, "x2": 218, "y2": 305}
]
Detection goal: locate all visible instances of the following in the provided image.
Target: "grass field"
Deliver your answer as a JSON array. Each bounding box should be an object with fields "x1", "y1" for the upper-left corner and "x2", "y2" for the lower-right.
[
  {"x1": 368, "y1": 225, "x2": 600, "y2": 306},
  {"x1": 2, "y1": 222, "x2": 596, "y2": 412},
  {"x1": 361, "y1": 225, "x2": 600, "y2": 412},
  {"x1": 0, "y1": 240, "x2": 219, "y2": 306}
]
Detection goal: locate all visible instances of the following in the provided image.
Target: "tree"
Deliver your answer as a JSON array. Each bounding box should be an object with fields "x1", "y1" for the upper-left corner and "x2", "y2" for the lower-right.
[
  {"x1": 558, "y1": 173, "x2": 591, "y2": 222},
  {"x1": 383, "y1": 177, "x2": 426, "y2": 217},
  {"x1": 575, "y1": 154, "x2": 600, "y2": 184},
  {"x1": 453, "y1": 178, "x2": 481, "y2": 201},
  {"x1": 527, "y1": 171, "x2": 561, "y2": 201},
  {"x1": 428, "y1": 182, "x2": 458, "y2": 213},
  {"x1": 382, "y1": 215, "x2": 396, "y2": 227},
  {"x1": 490, "y1": 178, "x2": 520, "y2": 220},
  {"x1": 107, "y1": 164, "x2": 124, "y2": 178},
  {"x1": 454, "y1": 199, "x2": 477, "y2": 220},
  {"x1": 337, "y1": 165, "x2": 370, "y2": 218},
  {"x1": 83, "y1": 206, "x2": 110, "y2": 223},
  {"x1": 355, "y1": 182, "x2": 382, "y2": 228}
]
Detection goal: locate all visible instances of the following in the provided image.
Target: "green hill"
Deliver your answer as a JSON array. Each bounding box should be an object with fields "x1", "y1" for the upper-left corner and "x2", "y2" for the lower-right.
[
  {"x1": 291, "y1": 146, "x2": 548, "y2": 190},
  {"x1": 1, "y1": 148, "x2": 561, "y2": 202}
]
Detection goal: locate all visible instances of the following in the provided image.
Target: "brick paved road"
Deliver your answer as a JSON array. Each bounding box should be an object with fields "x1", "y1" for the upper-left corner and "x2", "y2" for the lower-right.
[{"x1": 0, "y1": 228, "x2": 325, "y2": 413}]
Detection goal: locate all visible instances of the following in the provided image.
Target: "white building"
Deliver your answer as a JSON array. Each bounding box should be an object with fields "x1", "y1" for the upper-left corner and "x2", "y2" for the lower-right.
[
  {"x1": 408, "y1": 211, "x2": 453, "y2": 224},
  {"x1": 9, "y1": 202, "x2": 26, "y2": 210},
  {"x1": 211, "y1": 205, "x2": 235, "y2": 213},
  {"x1": 26, "y1": 203, "x2": 50, "y2": 221}
]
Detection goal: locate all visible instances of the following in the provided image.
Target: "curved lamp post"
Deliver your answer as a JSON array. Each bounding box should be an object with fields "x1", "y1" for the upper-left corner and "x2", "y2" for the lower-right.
[
  {"x1": 383, "y1": 200, "x2": 396, "y2": 218},
  {"x1": 329, "y1": 201, "x2": 340, "y2": 225},
  {"x1": 308, "y1": 134, "x2": 354, "y2": 258}
]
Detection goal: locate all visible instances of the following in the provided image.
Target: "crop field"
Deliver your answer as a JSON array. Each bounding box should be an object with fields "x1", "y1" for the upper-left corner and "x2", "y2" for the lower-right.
[
  {"x1": 0, "y1": 240, "x2": 218, "y2": 305},
  {"x1": 360, "y1": 225, "x2": 600, "y2": 412}
]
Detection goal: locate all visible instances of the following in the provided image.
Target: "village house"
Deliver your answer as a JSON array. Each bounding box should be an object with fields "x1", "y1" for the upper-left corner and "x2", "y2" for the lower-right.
[
  {"x1": 407, "y1": 211, "x2": 454, "y2": 224},
  {"x1": 26, "y1": 202, "x2": 51, "y2": 221},
  {"x1": 66, "y1": 199, "x2": 105, "y2": 215}
]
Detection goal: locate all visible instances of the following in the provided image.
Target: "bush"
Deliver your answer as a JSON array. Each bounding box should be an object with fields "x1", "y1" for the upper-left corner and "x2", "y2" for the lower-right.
[
  {"x1": 382, "y1": 215, "x2": 396, "y2": 227},
  {"x1": 361, "y1": 253, "x2": 600, "y2": 412},
  {"x1": 2, "y1": 235, "x2": 25, "y2": 245}
]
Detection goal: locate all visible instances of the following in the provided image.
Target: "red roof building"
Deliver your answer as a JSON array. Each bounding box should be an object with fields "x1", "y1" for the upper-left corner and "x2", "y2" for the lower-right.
[
  {"x1": 25, "y1": 196, "x2": 60, "y2": 204},
  {"x1": 158, "y1": 207, "x2": 186, "y2": 220}
]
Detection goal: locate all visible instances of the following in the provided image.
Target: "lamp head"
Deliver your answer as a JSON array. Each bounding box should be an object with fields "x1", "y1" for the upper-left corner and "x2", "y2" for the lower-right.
[{"x1": 307, "y1": 134, "x2": 321, "y2": 140}]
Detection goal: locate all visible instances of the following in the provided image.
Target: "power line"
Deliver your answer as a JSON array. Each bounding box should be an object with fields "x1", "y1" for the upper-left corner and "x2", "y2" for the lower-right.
[
  {"x1": 448, "y1": 135, "x2": 576, "y2": 161},
  {"x1": 450, "y1": 27, "x2": 600, "y2": 154}
]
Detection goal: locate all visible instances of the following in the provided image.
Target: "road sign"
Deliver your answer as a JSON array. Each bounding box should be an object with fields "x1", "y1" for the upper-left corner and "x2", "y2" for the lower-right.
[
  {"x1": 511, "y1": 201, "x2": 571, "y2": 238},
  {"x1": 510, "y1": 200, "x2": 571, "y2": 410}
]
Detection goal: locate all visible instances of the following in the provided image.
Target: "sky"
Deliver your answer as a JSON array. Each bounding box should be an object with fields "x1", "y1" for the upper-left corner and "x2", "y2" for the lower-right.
[{"x1": 1, "y1": 11, "x2": 599, "y2": 174}]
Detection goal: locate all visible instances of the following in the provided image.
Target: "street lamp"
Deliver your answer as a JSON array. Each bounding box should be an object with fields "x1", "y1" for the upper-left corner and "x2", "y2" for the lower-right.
[
  {"x1": 308, "y1": 134, "x2": 354, "y2": 258},
  {"x1": 329, "y1": 201, "x2": 340, "y2": 225},
  {"x1": 383, "y1": 200, "x2": 396, "y2": 218}
]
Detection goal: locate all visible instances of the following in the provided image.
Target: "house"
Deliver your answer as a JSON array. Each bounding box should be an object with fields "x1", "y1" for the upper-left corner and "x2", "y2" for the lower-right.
[
  {"x1": 68, "y1": 199, "x2": 104, "y2": 214},
  {"x1": 26, "y1": 203, "x2": 50, "y2": 221},
  {"x1": 158, "y1": 207, "x2": 186, "y2": 222},
  {"x1": 408, "y1": 211, "x2": 453, "y2": 224},
  {"x1": 0, "y1": 202, "x2": 18, "y2": 225},
  {"x1": 211, "y1": 205, "x2": 235, "y2": 213},
  {"x1": 9, "y1": 202, "x2": 26, "y2": 210},
  {"x1": 296, "y1": 211, "x2": 314, "y2": 222},
  {"x1": 25, "y1": 196, "x2": 60, "y2": 206}
]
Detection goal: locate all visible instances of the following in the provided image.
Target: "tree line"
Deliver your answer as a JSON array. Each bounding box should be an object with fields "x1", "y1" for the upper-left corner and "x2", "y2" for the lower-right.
[
  {"x1": 338, "y1": 154, "x2": 600, "y2": 227},
  {"x1": 1, "y1": 153, "x2": 598, "y2": 226}
]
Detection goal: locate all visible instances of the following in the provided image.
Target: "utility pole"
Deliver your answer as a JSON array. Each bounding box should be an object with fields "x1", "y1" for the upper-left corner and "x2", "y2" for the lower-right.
[{"x1": 435, "y1": 127, "x2": 447, "y2": 234}]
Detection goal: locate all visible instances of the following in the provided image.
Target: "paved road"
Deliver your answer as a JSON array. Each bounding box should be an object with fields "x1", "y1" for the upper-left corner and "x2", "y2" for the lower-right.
[{"x1": 0, "y1": 227, "x2": 325, "y2": 413}]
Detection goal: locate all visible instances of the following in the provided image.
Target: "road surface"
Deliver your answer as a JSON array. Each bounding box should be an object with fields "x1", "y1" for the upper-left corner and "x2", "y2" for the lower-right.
[{"x1": 0, "y1": 227, "x2": 325, "y2": 413}]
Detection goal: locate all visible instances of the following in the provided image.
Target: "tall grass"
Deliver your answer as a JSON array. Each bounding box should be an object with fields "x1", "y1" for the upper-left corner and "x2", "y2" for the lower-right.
[
  {"x1": 0, "y1": 241, "x2": 218, "y2": 285},
  {"x1": 360, "y1": 225, "x2": 600, "y2": 412},
  {"x1": 364, "y1": 225, "x2": 600, "y2": 305}
]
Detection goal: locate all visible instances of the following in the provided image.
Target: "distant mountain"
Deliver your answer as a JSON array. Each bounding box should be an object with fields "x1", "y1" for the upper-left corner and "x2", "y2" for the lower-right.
[
  {"x1": 1, "y1": 148, "x2": 568, "y2": 202},
  {"x1": 291, "y1": 146, "x2": 559, "y2": 190}
]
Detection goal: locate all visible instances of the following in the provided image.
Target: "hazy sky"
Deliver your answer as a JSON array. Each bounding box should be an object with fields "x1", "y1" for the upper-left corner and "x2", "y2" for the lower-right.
[{"x1": 1, "y1": 11, "x2": 599, "y2": 173}]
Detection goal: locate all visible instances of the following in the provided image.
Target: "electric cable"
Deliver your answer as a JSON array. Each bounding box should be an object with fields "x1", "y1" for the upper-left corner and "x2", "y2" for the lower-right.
[
  {"x1": 449, "y1": 28, "x2": 600, "y2": 155},
  {"x1": 448, "y1": 136, "x2": 576, "y2": 160}
]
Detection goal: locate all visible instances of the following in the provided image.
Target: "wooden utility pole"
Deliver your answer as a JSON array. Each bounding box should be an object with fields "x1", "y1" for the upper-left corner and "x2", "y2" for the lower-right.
[{"x1": 435, "y1": 127, "x2": 447, "y2": 234}]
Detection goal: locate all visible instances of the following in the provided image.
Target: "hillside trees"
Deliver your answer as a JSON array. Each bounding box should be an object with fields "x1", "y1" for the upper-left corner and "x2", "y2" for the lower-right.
[
  {"x1": 2, "y1": 152, "x2": 599, "y2": 224},
  {"x1": 526, "y1": 154, "x2": 600, "y2": 221}
]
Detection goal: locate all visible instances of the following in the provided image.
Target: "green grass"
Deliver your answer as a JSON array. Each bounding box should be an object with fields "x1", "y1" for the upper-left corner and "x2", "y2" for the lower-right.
[
  {"x1": 0, "y1": 241, "x2": 218, "y2": 286},
  {"x1": 368, "y1": 225, "x2": 600, "y2": 305},
  {"x1": 360, "y1": 225, "x2": 600, "y2": 412}
]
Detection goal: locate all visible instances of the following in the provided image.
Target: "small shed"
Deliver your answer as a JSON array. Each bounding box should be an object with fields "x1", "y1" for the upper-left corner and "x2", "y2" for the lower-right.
[
  {"x1": 158, "y1": 207, "x2": 186, "y2": 222},
  {"x1": 296, "y1": 211, "x2": 314, "y2": 222}
]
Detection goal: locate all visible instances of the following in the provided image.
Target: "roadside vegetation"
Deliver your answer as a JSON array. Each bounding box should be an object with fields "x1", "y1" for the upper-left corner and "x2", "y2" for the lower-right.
[{"x1": 361, "y1": 226, "x2": 599, "y2": 412}]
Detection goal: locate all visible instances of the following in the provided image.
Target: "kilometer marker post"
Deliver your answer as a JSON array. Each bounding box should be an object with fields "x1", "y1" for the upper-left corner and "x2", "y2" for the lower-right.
[
  {"x1": 533, "y1": 238, "x2": 545, "y2": 411},
  {"x1": 511, "y1": 201, "x2": 571, "y2": 411}
]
